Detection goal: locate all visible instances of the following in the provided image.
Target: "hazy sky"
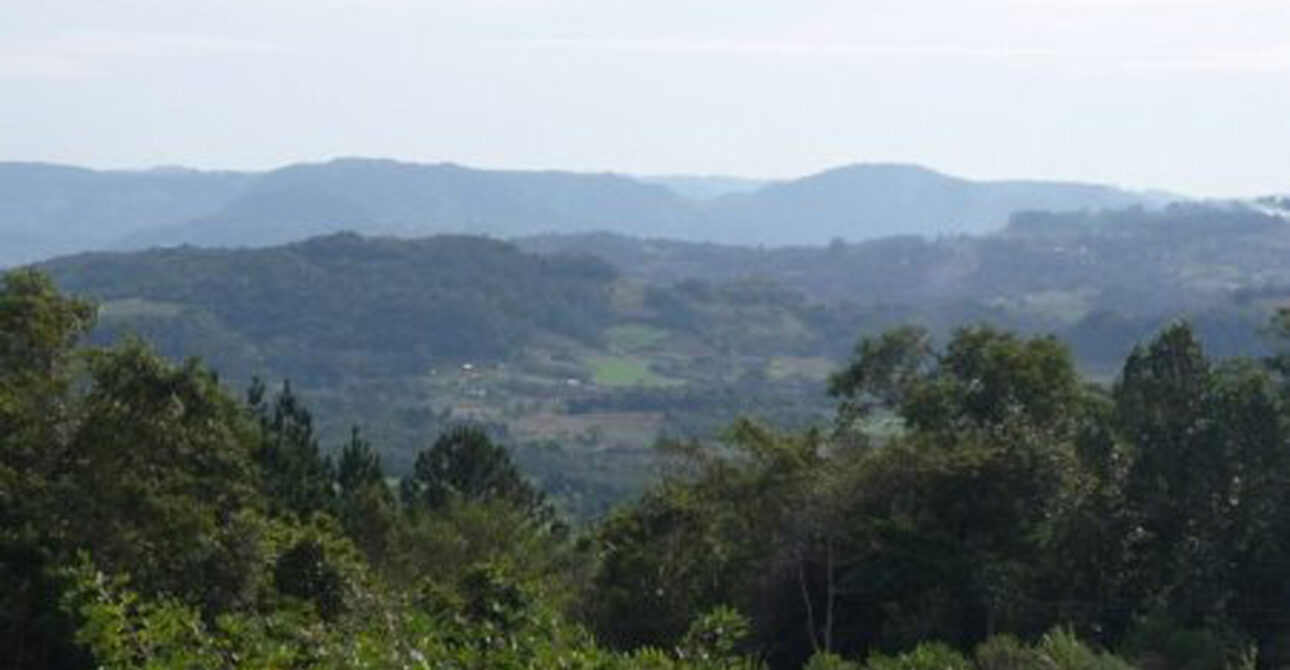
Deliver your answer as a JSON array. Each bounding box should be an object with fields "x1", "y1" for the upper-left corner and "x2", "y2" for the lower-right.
[{"x1": 2, "y1": 0, "x2": 1288, "y2": 196}]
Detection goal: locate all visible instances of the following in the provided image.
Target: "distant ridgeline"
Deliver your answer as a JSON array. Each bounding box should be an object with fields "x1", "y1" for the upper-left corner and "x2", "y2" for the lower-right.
[
  {"x1": 1, "y1": 158, "x2": 1170, "y2": 266},
  {"x1": 1003, "y1": 201, "x2": 1287, "y2": 237}
]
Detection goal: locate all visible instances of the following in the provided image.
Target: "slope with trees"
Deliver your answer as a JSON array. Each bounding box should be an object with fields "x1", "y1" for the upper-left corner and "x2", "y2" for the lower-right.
[{"x1": 11, "y1": 268, "x2": 1290, "y2": 668}]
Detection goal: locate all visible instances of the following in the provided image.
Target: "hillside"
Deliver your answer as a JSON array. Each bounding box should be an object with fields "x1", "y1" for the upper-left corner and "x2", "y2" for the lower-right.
[
  {"x1": 37, "y1": 204, "x2": 1290, "y2": 514},
  {"x1": 528, "y1": 202, "x2": 1290, "y2": 309},
  {"x1": 16, "y1": 262, "x2": 1288, "y2": 670},
  {"x1": 0, "y1": 162, "x2": 254, "y2": 266},
  {"x1": 46, "y1": 233, "x2": 620, "y2": 376},
  {"x1": 41, "y1": 235, "x2": 845, "y2": 514},
  {"x1": 521, "y1": 202, "x2": 1290, "y2": 372},
  {"x1": 708, "y1": 163, "x2": 1167, "y2": 243},
  {"x1": 122, "y1": 159, "x2": 701, "y2": 249},
  {"x1": 0, "y1": 158, "x2": 1172, "y2": 265}
]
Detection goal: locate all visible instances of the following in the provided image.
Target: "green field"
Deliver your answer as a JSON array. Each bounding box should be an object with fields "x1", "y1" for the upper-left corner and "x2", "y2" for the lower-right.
[
  {"x1": 589, "y1": 355, "x2": 682, "y2": 387},
  {"x1": 604, "y1": 323, "x2": 671, "y2": 351}
]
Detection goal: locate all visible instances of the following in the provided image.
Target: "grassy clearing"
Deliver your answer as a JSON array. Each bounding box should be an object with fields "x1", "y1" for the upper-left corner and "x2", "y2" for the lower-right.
[
  {"x1": 604, "y1": 324, "x2": 670, "y2": 352},
  {"x1": 513, "y1": 410, "x2": 665, "y2": 448},
  {"x1": 589, "y1": 355, "x2": 682, "y2": 388}
]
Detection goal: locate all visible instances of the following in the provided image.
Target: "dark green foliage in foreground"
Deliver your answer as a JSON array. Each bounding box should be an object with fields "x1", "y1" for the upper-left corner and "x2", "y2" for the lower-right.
[
  {"x1": 11, "y1": 268, "x2": 1290, "y2": 669},
  {"x1": 400, "y1": 425, "x2": 547, "y2": 516},
  {"x1": 249, "y1": 378, "x2": 336, "y2": 518},
  {"x1": 590, "y1": 316, "x2": 1290, "y2": 669},
  {"x1": 0, "y1": 270, "x2": 611, "y2": 668}
]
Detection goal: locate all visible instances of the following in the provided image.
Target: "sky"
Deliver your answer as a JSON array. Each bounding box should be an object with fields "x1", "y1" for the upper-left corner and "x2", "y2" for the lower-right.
[{"x1": 1, "y1": 0, "x2": 1288, "y2": 197}]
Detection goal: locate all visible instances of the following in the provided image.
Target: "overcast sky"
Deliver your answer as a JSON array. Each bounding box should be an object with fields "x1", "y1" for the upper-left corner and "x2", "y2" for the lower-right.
[{"x1": 2, "y1": 0, "x2": 1288, "y2": 196}]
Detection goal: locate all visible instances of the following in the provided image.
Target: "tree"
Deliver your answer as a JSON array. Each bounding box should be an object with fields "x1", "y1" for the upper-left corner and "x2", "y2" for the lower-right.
[
  {"x1": 0, "y1": 269, "x2": 96, "y2": 669},
  {"x1": 399, "y1": 426, "x2": 543, "y2": 515},
  {"x1": 273, "y1": 538, "x2": 346, "y2": 621},
  {"x1": 0, "y1": 269, "x2": 96, "y2": 531},
  {"x1": 334, "y1": 427, "x2": 398, "y2": 568},
  {"x1": 248, "y1": 378, "x2": 335, "y2": 519},
  {"x1": 590, "y1": 422, "x2": 831, "y2": 664},
  {"x1": 65, "y1": 341, "x2": 264, "y2": 613},
  {"x1": 337, "y1": 427, "x2": 385, "y2": 496},
  {"x1": 902, "y1": 326, "x2": 1082, "y2": 435},
  {"x1": 829, "y1": 326, "x2": 932, "y2": 442},
  {"x1": 1114, "y1": 322, "x2": 1227, "y2": 624},
  {"x1": 831, "y1": 325, "x2": 1085, "y2": 439}
]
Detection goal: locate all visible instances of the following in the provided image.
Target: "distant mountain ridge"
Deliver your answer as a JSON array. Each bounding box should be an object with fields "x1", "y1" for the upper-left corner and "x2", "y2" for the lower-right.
[
  {"x1": 707, "y1": 163, "x2": 1175, "y2": 244},
  {"x1": 0, "y1": 157, "x2": 1179, "y2": 265},
  {"x1": 0, "y1": 162, "x2": 254, "y2": 264},
  {"x1": 637, "y1": 174, "x2": 767, "y2": 200}
]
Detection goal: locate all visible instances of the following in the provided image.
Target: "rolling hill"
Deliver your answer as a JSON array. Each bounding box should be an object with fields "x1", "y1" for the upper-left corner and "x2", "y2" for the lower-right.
[
  {"x1": 1, "y1": 158, "x2": 1174, "y2": 265},
  {"x1": 0, "y1": 162, "x2": 253, "y2": 265},
  {"x1": 30, "y1": 202, "x2": 1290, "y2": 512},
  {"x1": 39, "y1": 234, "x2": 844, "y2": 513}
]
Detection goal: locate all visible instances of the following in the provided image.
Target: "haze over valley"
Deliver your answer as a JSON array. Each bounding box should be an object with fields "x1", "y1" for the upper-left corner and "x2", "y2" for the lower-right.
[{"x1": 7, "y1": 0, "x2": 1290, "y2": 667}]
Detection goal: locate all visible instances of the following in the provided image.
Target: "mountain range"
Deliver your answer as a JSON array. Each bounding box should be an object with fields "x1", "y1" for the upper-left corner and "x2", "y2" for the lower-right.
[{"x1": 1, "y1": 158, "x2": 1176, "y2": 266}]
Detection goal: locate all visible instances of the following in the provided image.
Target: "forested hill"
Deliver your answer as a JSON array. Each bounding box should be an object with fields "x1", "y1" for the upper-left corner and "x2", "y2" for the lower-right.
[
  {"x1": 1, "y1": 158, "x2": 1169, "y2": 265},
  {"x1": 33, "y1": 207, "x2": 1290, "y2": 496},
  {"x1": 520, "y1": 202, "x2": 1290, "y2": 359},
  {"x1": 44, "y1": 233, "x2": 618, "y2": 375},
  {"x1": 11, "y1": 266, "x2": 1290, "y2": 668},
  {"x1": 38, "y1": 233, "x2": 851, "y2": 482}
]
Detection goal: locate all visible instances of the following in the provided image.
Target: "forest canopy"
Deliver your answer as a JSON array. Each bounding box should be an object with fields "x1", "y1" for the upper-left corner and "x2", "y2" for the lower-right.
[{"x1": 6, "y1": 268, "x2": 1290, "y2": 669}]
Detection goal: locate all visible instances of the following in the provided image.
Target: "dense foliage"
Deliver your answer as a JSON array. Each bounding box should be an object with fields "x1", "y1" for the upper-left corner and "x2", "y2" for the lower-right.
[
  {"x1": 525, "y1": 203, "x2": 1290, "y2": 372},
  {"x1": 41, "y1": 235, "x2": 846, "y2": 500},
  {"x1": 48, "y1": 233, "x2": 617, "y2": 372},
  {"x1": 9, "y1": 268, "x2": 1290, "y2": 669},
  {"x1": 588, "y1": 320, "x2": 1290, "y2": 669},
  {"x1": 38, "y1": 210, "x2": 1290, "y2": 517}
]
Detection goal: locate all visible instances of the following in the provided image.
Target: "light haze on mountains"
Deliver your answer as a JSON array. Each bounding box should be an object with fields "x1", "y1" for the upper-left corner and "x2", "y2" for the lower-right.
[
  {"x1": 3, "y1": 0, "x2": 1289, "y2": 197},
  {"x1": 0, "y1": 158, "x2": 1178, "y2": 266}
]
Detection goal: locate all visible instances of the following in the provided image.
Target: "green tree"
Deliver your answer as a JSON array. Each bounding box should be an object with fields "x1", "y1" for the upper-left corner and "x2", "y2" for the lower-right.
[
  {"x1": 334, "y1": 427, "x2": 398, "y2": 568},
  {"x1": 590, "y1": 422, "x2": 828, "y2": 664},
  {"x1": 1114, "y1": 323, "x2": 1228, "y2": 624},
  {"x1": 248, "y1": 378, "x2": 336, "y2": 519},
  {"x1": 337, "y1": 427, "x2": 384, "y2": 495},
  {"x1": 0, "y1": 269, "x2": 96, "y2": 669},
  {"x1": 831, "y1": 325, "x2": 1085, "y2": 439},
  {"x1": 829, "y1": 325, "x2": 932, "y2": 441},
  {"x1": 64, "y1": 341, "x2": 264, "y2": 613},
  {"x1": 903, "y1": 325, "x2": 1082, "y2": 435},
  {"x1": 399, "y1": 426, "x2": 544, "y2": 516}
]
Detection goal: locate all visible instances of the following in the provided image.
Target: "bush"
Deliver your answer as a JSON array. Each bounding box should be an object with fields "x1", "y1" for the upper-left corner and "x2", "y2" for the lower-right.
[
  {"x1": 1038, "y1": 627, "x2": 1136, "y2": 670},
  {"x1": 1121, "y1": 617, "x2": 1244, "y2": 670},
  {"x1": 865, "y1": 642, "x2": 971, "y2": 670},
  {"x1": 804, "y1": 651, "x2": 861, "y2": 670},
  {"x1": 975, "y1": 634, "x2": 1042, "y2": 670}
]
